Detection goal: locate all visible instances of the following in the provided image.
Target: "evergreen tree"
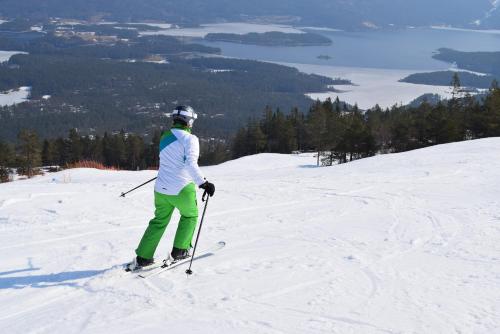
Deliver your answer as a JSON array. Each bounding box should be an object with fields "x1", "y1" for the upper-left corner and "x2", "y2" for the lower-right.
[
  {"x1": 17, "y1": 129, "x2": 41, "y2": 178},
  {"x1": 125, "y1": 134, "x2": 145, "y2": 170},
  {"x1": 288, "y1": 107, "x2": 306, "y2": 151},
  {"x1": 484, "y1": 87, "x2": 500, "y2": 136},
  {"x1": 307, "y1": 101, "x2": 329, "y2": 166},
  {"x1": 451, "y1": 72, "x2": 462, "y2": 99},
  {"x1": 231, "y1": 127, "x2": 248, "y2": 159},
  {"x1": 68, "y1": 128, "x2": 83, "y2": 163},
  {"x1": 246, "y1": 120, "x2": 267, "y2": 155},
  {"x1": 0, "y1": 140, "x2": 15, "y2": 182},
  {"x1": 41, "y1": 139, "x2": 57, "y2": 165}
]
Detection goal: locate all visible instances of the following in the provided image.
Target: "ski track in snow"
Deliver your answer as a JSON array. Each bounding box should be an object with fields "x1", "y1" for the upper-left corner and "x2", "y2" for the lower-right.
[{"x1": 1, "y1": 139, "x2": 500, "y2": 333}]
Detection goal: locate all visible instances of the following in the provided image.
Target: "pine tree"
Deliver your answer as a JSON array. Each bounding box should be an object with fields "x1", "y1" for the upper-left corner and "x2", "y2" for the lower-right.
[
  {"x1": 41, "y1": 139, "x2": 57, "y2": 166},
  {"x1": 231, "y1": 127, "x2": 248, "y2": 158},
  {"x1": 0, "y1": 140, "x2": 15, "y2": 182},
  {"x1": 451, "y1": 72, "x2": 462, "y2": 100},
  {"x1": 126, "y1": 134, "x2": 144, "y2": 170},
  {"x1": 17, "y1": 129, "x2": 41, "y2": 178},
  {"x1": 68, "y1": 128, "x2": 83, "y2": 163},
  {"x1": 307, "y1": 101, "x2": 329, "y2": 166},
  {"x1": 484, "y1": 86, "x2": 500, "y2": 136}
]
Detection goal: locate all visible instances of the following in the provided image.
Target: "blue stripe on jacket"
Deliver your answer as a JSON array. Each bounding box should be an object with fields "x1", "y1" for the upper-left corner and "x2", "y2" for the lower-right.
[{"x1": 159, "y1": 131, "x2": 177, "y2": 152}]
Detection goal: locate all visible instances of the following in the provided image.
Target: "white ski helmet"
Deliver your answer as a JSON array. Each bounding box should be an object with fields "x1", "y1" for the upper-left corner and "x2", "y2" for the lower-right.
[{"x1": 171, "y1": 105, "x2": 197, "y2": 127}]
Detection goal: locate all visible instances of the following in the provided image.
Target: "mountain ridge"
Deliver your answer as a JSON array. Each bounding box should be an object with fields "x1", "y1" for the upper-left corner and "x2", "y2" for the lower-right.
[{"x1": 0, "y1": 0, "x2": 497, "y2": 30}]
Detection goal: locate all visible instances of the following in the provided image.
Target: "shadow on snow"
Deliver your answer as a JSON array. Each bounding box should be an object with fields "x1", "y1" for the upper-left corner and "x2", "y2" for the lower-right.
[{"x1": 0, "y1": 267, "x2": 109, "y2": 289}]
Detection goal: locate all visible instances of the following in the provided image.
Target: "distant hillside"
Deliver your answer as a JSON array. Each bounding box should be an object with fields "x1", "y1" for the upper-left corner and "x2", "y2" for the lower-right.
[
  {"x1": 0, "y1": 24, "x2": 340, "y2": 141},
  {"x1": 433, "y1": 48, "x2": 500, "y2": 77},
  {"x1": 0, "y1": 0, "x2": 496, "y2": 30}
]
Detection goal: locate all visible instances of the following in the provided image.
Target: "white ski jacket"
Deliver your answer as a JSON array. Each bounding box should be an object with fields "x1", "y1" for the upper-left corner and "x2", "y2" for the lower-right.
[{"x1": 154, "y1": 128, "x2": 206, "y2": 196}]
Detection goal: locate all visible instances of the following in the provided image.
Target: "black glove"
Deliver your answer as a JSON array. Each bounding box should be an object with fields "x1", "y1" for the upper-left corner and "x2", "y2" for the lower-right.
[{"x1": 199, "y1": 181, "x2": 215, "y2": 197}]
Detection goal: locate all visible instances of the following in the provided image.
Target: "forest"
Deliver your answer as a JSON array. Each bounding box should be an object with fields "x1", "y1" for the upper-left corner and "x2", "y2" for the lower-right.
[
  {"x1": 0, "y1": 22, "x2": 343, "y2": 141},
  {"x1": 2, "y1": 81, "x2": 500, "y2": 182},
  {"x1": 433, "y1": 48, "x2": 500, "y2": 77}
]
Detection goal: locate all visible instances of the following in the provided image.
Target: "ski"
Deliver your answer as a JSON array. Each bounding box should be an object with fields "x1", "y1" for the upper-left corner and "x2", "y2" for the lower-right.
[
  {"x1": 137, "y1": 241, "x2": 225, "y2": 279},
  {"x1": 124, "y1": 258, "x2": 164, "y2": 273}
]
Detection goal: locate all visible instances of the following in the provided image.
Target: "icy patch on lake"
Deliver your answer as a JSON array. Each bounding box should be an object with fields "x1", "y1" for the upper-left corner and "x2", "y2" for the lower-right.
[
  {"x1": 0, "y1": 51, "x2": 27, "y2": 63},
  {"x1": 130, "y1": 22, "x2": 173, "y2": 29},
  {"x1": 140, "y1": 22, "x2": 304, "y2": 38},
  {"x1": 431, "y1": 25, "x2": 500, "y2": 35},
  {"x1": 298, "y1": 26, "x2": 343, "y2": 32},
  {"x1": 280, "y1": 63, "x2": 454, "y2": 109},
  {"x1": 0, "y1": 87, "x2": 31, "y2": 106}
]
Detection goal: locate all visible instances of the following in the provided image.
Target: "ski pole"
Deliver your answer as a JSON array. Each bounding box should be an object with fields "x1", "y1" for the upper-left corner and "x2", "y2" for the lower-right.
[
  {"x1": 186, "y1": 191, "x2": 210, "y2": 275},
  {"x1": 120, "y1": 177, "x2": 157, "y2": 197}
]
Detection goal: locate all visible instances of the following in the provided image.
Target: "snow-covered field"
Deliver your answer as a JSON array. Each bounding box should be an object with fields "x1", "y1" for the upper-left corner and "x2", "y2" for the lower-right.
[
  {"x1": 140, "y1": 22, "x2": 304, "y2": 38},
  {"x1": 1, "y1": 139, "x2": 499, "y2": 333},
  {"x1": 0, "y1": 86, "x2": 30, "y2": 107},
  {"x1": 0, "y1": 51, "x2": 27, "y2": 63},
  {"x1": 281, "y1": 63, "x2": 454, "y2": 109}
]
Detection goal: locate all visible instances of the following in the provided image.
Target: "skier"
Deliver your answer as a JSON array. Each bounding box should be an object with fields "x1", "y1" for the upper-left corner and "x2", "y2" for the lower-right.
[{"x1": 127, "y1": 105, "x2": 215, "y2": 271}]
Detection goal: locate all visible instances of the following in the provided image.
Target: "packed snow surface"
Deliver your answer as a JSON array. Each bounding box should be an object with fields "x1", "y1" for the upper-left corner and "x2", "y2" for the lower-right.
[
  {"x1": 0, "y1": 51, "x2": 27, "y2": 63},
  {"x1": 0, "y1": 86, "x2": 30, "y2": 107},
  {"x1": 1, "y1": 139, "x2": 499, "y2": 333},
  {"x1": 285, "y1": 63, "x2": 454, "y2": 109}
]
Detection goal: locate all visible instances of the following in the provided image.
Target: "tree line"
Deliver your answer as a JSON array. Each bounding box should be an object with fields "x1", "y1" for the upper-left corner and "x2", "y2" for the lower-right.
[
  {"x1": 0, "y1": 127, "x2": 231, "y2": 182},
  {"x1": 2, "y1": 84, "x2": 500, "y2": 182},
  {"x1": 232, "y1": 84, "x2": 500, "y2": 166}
]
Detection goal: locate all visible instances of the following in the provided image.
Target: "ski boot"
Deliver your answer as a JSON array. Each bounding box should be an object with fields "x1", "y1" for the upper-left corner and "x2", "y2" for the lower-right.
[
  {"x1": 125, "y1": 256, "x2": 154, "y2": 272},
  {"x1": 171, "y1": 247, "x2": 191, "y2": 261}
]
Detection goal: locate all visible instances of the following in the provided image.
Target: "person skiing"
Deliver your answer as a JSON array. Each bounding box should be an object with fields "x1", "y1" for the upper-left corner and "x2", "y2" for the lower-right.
[{"x1": 127, "y1": 105, "x2": 215, "y2": 271}]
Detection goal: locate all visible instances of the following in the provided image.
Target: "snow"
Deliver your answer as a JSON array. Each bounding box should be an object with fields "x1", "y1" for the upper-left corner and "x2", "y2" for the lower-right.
[
  {"x1": 0, "y1": 51, "x2": 27, "y2": 63},
  {"x1": 298, "y1": 26, "x2": 343, "y2": 32},
  {"x1": 129, "y1": 22, "x2": 173, "y2": 30},
  {"x1": 1, "y1": 138, "x2": 500, "y2": 333},
  {"x1": 144, "y1": 59, "x2": 169, "y2": 64},
  {"x1": 431, "y1": 25, "x2": 500, "y2": 35},
  {"x1": 140, "y1": 22, "x2": 304, "y2": 38},
  {"x1": 208, "y1": 69, "x2": 234, "y2": 73},
  {"x1": 0, "y1": 86, "x2": 31, "y2": 107},
  {"x1": 280, "y1": 63, "x2": 454, "y2": 109}
]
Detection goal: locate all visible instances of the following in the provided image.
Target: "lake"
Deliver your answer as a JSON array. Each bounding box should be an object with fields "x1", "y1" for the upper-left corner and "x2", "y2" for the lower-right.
[
  {"x1": 145, "y1": 23, "x2": 500, "y2": 108},
  {"x1": 200, "y1": 26, "x2": 500, "y2": 70}
]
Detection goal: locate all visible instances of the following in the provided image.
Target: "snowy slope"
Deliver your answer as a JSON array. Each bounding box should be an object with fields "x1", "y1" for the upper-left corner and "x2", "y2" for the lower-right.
[{"x1": 1, "y1": 139, "x2": 499, "y2": 333}]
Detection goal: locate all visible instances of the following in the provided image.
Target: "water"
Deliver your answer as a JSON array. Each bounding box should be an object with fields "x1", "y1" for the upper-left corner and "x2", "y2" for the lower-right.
[
  {"x1": 200, "y1": 27, "x2": 500, "y2": 71},
  {"x1": 195, "y1": 26, "x2": 500, "y2": 108}
]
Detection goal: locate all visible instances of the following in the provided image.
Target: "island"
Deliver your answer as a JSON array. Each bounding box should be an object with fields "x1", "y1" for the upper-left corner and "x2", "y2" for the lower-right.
[
  {"x1": 400, "y1": 48, "x2": 500, "y2": 89},
  {"x1": 317, "y1": 55, "x2": 332, "y2": 60},
  {"x1": 433, "y1": 48, "x2": 500, "y2": 77},
  {"x1": 204, "y1": 31, "x2": 332, "y2": 47},
  {"x1": 400, "y1": 71, "x2": 496, "y2": 89}
]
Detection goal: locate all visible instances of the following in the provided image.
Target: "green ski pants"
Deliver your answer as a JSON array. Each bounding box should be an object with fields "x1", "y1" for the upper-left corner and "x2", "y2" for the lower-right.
[{"x1": 135, "y1": 183, "x2": 198, "y2": 259}]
